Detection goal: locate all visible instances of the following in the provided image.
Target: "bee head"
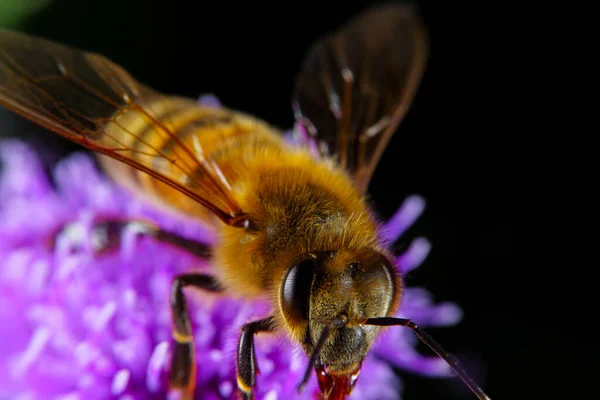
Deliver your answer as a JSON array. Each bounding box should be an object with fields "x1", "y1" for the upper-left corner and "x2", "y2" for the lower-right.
[{"x1": 279, "y1": 248, "x2": 401, "y2": 395}]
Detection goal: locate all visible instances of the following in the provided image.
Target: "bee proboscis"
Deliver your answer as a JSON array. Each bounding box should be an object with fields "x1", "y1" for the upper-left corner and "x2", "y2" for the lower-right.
[{"x1": 0, "y1": 3, "x2": 491, "y2": 400}]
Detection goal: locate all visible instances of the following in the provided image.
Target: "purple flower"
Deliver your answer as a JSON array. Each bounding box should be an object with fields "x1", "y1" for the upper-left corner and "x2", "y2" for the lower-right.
[{"x1": 0, "y1": 95, "x2": 462, "y2": 400}]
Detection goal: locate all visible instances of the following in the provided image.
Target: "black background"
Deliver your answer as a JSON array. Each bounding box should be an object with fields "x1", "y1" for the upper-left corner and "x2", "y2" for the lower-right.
[{"x1": 0, "y1": 1, "x2": 574, "y2": 399}]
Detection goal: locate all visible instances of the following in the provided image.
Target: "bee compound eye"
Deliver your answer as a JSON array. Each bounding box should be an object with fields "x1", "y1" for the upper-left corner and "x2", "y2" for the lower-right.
[{"x1": 281, "y1": 255, "x2": 316, "y2": 322}]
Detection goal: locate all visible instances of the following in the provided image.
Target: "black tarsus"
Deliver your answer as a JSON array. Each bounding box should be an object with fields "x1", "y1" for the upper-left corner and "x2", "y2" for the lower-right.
[
  {"x1": 237, "y1": 316, "x2": 276, "y2": 399},
  {"x1": 169, "y1": 273, "x2": 224, "y2": 394}
]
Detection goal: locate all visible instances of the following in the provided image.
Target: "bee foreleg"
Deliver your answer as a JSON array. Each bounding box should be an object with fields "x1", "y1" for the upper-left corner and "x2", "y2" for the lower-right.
[
  {"x1": 51, "y1": 217, "x2": 210, "y2": 258},
  {"x1": 236, "y1": 316, "x2": 276, "y2": 400},
  {"x1": 169, "y1": 273, "x2": 224, "y2": 399}
]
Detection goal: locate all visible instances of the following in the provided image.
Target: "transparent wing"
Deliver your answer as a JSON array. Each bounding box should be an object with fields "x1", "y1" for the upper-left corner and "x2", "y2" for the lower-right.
[
  {"x1": 0, "y1": 30, "x2": 249, "y2": 227},
  {"x1": 292, "y1": 4, "x2": 428, "y2": 193}
]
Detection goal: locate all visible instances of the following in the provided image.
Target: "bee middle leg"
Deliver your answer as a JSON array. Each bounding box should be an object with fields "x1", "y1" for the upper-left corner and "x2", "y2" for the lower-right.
[
  {"x1": 51, "y1": 217, "x2": 211, "y2": 258},
  {"x1": 237, "y1": 316, "x2": 276, "y2": 400},
  {"x1": 53, "y1": 217, "x2": 220, "y2": 398},
  {"x1": 170, "y1": 273, "x2": 224, "y2": 399}
]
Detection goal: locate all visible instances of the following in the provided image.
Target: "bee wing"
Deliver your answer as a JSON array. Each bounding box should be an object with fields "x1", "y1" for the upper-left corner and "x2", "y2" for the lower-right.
[
  {"x1": 292, "y1": 4, "x2": 428, "y2": 193},
  {"x1": 0, "y1": 30, "x2": 248, "y2": 227}
]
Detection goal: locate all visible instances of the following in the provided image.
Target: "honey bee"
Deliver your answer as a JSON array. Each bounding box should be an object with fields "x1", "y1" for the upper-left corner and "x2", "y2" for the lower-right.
[{"x1": 0, "y1": 3, "x2": 491, "y2": 400}]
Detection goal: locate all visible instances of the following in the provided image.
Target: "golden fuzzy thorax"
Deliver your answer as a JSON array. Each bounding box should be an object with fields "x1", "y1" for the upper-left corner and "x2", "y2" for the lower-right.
[{"x1": 213, "y1": 145, "x2": 385, "y2": 290}]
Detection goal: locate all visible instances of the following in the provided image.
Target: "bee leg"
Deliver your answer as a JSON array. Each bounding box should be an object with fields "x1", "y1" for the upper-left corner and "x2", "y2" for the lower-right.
[
  {"x1": 237, "y1": 316, "x2": 276, "y2": 400},
  {"x1": 170, "y1": 273, "x2": 224, "y2": 399},
  {"x1": 51, "y1": 217, "x2": 210, "y2": 258}
]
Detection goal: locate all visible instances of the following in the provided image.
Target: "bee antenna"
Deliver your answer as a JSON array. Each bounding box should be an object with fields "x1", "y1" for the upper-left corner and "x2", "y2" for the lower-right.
[
  {"x1": 296, "y1": 317, "x2": 345, "y2": 394},
  {"x1": 365, "y1": 317, "x2": 492, "y2": 400}
]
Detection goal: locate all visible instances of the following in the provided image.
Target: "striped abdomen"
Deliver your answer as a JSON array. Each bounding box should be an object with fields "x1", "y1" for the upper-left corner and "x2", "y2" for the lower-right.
[{"x1": 98, "y1": 95, "x2": 286, "y2": 223}]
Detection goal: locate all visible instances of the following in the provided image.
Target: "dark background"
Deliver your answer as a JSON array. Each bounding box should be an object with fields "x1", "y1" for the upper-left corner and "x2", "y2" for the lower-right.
[{"x1": 0, "y1": 1, "x2": 573, "y2": 399}]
